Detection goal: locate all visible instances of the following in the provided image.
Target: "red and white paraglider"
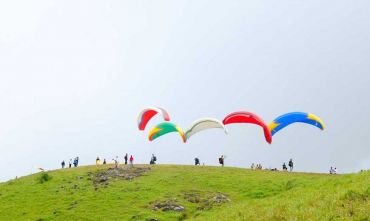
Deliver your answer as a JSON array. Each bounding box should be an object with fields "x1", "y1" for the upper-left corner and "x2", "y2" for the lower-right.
[
  {"x1": 223, "y1": 111, "x2": 272, "y2": 144},
  {"x1": 137, "y1": 107, "x2": 170, "y2": 131}
]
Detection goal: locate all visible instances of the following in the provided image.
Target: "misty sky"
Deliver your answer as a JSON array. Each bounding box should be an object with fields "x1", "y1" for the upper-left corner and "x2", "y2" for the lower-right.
[{"x1": 1, "y1": 1, "x2": 370, "y2": 181}]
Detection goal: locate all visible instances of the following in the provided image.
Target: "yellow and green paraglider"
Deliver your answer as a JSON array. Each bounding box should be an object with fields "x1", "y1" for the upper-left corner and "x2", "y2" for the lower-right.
[
  {"x1": 148, "y1": 122, "x2": 186, "y2": 143},
  {"x1": 269, "y1": 112, "x2": 325, "y2": 136}
]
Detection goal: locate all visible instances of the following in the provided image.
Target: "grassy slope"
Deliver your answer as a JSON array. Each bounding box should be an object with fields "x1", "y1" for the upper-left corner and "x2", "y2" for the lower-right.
[{"x1": 0, "y1": 165, "x2": 369, "y2": 221}]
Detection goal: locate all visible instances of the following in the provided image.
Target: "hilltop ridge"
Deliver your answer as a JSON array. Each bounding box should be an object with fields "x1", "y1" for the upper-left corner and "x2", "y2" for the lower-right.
[{"x1": 0, "y1": 165, "x2": 369, "y2": 221}]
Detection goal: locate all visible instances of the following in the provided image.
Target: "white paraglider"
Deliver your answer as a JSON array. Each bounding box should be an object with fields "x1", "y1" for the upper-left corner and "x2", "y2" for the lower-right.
[{"x1": 185, "y1": 118, "x2": 227, "y2": 141}]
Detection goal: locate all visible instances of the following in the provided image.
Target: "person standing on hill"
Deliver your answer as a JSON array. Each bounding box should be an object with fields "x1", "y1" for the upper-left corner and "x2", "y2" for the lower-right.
[
  {"x1": 288, "y1": 159, "x2": 293, "y2": 172},
  {"x1": 124, "y1": 153, "x2": 128, "y2": 165},
  {"x1": 103, "y1": 159, "x2": 106, "y2": 165},
  {"x1": 112, "y1": 158, "x2": 118, "y2": 168},
  {"x1": 282, "y1": 163, "x2": 287, "y2": 171},
  {"x1": 129, "y1": 155, "x2": 134, "y2": 168},
  {"x1": 150, "y1": 154, "x2": 157, "y2": 165},
  {"x1": 219, "y1": 155, "x2": 225, "y2": 167},
  {"x1": 96, "y1": 156, "x2": 100, "y2": 165},
  {"x1": 61, "y1": 160, "x2": 65, "y2": 169},
  {"x1": 74, "y1": 156, "x2": 79, "y2": 167},
  {"x1": 69, "y1": 159, "x2": 72, "y2": 168},
  {"x1": 194, "y1": 157, "x2": 200, "y2": 166}
]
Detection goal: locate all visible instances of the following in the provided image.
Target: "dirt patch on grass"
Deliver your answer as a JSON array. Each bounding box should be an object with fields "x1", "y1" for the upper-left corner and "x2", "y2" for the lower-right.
[
  {"x1": 90, "y1": 166, "x2": 151, "y2": 187},
  {"x1": 149, "y1": 191, "x2": 230, "y2": 215},
  {"x1": 150, "y1": 199, "x2": 185, "y2": 212},
  {"x1": 183, "y1": 190, "x2": 230, "y2": 210}
]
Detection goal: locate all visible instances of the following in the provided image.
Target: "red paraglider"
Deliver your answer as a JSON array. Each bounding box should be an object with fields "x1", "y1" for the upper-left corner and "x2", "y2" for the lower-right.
[
  {"x1": 137, "y1": 107, "x2": 170, "y2": 131},
  {"x1": 223, "y1": 111, "x2": 272, "y2": 144}
]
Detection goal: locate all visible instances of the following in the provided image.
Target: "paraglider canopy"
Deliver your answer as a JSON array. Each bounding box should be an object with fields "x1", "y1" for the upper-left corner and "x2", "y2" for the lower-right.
[
  {"x1": 223, "y1": 111, "x2": 272, "y2": 144},
  {"x1": 138, "y1": 107, "x2": 170, "y2": 130},
  {"x1": 148, "y1": 122, "x2": 186, "y2": 143},
  {"x1": 185, "y1": 118, "x2": 227, "y2": 141},
  {"x1": 269, "y1": 112, "x2": 325, "y2": 136}
]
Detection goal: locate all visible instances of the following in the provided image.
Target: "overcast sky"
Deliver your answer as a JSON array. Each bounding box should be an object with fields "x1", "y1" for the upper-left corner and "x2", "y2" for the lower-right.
[{"x1": 1, "y1": 1, "x2": 369, "y2": 181}]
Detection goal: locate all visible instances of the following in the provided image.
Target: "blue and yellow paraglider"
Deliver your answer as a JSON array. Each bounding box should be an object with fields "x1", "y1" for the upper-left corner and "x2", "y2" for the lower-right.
[{"x1": 268, "y1": 112, "x2": 325, "y2": 136}]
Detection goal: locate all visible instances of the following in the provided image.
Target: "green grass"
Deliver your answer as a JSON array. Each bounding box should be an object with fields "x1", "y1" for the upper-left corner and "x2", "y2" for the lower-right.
[{"x1": 0, "y1": 165, "x2": 369, "y2": 221}]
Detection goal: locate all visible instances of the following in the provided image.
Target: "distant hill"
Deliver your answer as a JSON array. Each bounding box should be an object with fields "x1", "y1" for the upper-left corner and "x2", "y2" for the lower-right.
[{"x1": 0, "y1": 165, "x2": 369, "y2": 221}]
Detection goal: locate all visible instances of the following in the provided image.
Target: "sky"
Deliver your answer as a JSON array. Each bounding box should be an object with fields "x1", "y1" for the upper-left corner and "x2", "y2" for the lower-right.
[{"x1": 1, "y1": 1, "x2": 370, "y2": 181}]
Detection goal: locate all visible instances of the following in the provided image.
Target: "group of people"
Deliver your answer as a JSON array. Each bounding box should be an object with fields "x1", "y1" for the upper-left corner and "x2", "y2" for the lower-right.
[
  {"x1": 251, "y1": 163, "x2": 263, "y2": 170},
  {"x1": 329, "y1": 167, "x2": 337, "y2": 174},
  {"x1": 102, "y1": 154, "x2": 135, "y2": 168},
  {"x1": 61, "y1": 154, "x2": 138, "y2": 169},
  {"x1": 283, "y1": 159, "x2": 294, "y2": 172},
  {"x1": 61, "y1": 155, "x2": 341, "y2": 175},
  {"x1": 195, "y1": 156, "x2": 224, "y2": 166},
  {"x1": 123, "y1": 153, "x2": 134, "y2": 166},
  {"x1": 96, "y1": 157, "x2": 106, "y2": 165},
  {"x1": 61, "y1": 157, "x2": 79, "y2": 169},
  {"x1": 249, "y1": 159, "x2": 294, "y2": 172}
]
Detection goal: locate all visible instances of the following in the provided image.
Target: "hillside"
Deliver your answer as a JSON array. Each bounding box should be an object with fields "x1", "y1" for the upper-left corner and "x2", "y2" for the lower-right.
[{"x1": 0, "y1": 165, "x2": 369, "y2": 221}]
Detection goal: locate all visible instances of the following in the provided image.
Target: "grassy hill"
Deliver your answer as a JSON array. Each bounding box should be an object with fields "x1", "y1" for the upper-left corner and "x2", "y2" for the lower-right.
[{"x1": 0, "y1": 165, "x2": 369, "y2": 221}]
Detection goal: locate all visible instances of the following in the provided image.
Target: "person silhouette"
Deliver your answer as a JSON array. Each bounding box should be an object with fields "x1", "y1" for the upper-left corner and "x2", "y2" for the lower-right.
[{"x1": 288, "y1": 159, "x2": 293, "y2": 172}]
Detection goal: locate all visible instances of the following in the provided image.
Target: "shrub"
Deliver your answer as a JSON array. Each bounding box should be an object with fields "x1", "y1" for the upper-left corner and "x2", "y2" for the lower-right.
[
  {"x1": 37, "y1": 172, "x2": 52, "y2": 184},
  {"x1": 285, "y1": 179, "x2": 297, "y2": 190}
]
